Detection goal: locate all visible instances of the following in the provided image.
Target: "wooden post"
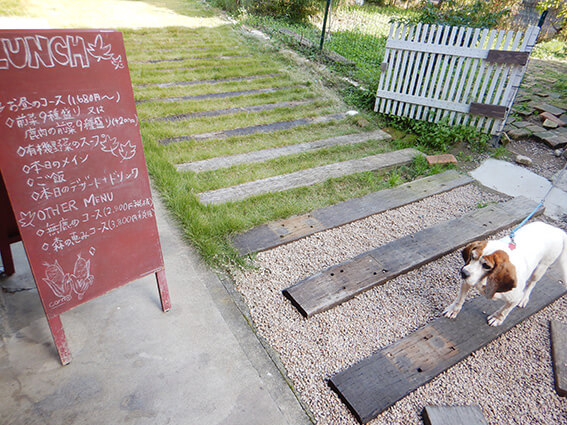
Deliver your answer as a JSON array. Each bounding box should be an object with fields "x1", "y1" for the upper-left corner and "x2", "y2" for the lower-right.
[
  {"x1": 46, "y1": 315, "x2": 72, "y2": 365},
  {"x1": 156, "y1": 269, "x2": 171, "y2": 312}
]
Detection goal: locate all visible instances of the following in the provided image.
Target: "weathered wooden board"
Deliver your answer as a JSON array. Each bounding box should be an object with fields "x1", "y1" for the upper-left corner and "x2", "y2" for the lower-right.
[
  {"x1": 422, "y1": 406, "x2": 488, "y2": 425},
  {"x1": 137, "y1": 86, "x2": 295, "y2": 104},
  {"x1": 233, "y1": 171, "x2": 472, "y2": 256},
  {"x1": 198, "y1": 149, "x2": 419, "y2": 205},
  {"x1": 469, "y1": 103, "x2": 507, "y2": 120},
  {"x1": 160, "y1": 112, "x2": 346, "y2": 145},
  {"x1": 283, "y1": 197, "x2": 541, "y2": 317},
  {"x1": 329, "y1": 269, "x2": 566, "y2": 424},
  {"x1": 177, "y1": 129, "x2": 391, "y2": 172},
  {"x1": 151, "y1": 100, "x2": 312, "y2": 123},
  {"x1": 551, "y1": 320, "x2": 567, "y2": 397},
  {"x1": 485, "y1": 49, "x2": 529, "y2": 66}
]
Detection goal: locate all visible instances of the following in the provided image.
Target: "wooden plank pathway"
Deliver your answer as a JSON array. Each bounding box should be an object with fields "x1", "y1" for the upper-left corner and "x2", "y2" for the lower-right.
[
  {"x1": 283, "y1": 196, "x2": 542, "y2": 317},
  {"x1": 422, "y1": 406, "x2": 488, "y2": 425},
  {"x1": 159, "y1": 112, "x2": 348, "y2": 145},
  {"x1": 136, "y1": 86, "x2": 298, "y2": 104},
  {"x1": 551, "y1": 320, "x2": 567, "y2": 397},
  {"x1": 198, "y1": 148, "x2": 420, "y2": 205},
  {"x1": 233, "y1": 170, "x2": 472, "y2": 255},
  {"x1": 149, "y1": 100, "x2": 314, "y2": 123},
  {"x1": 177, "y1": 129, "x2": 391, "y2": 172},
  {"x1": 329, "y1": 268, "x2": 566, "y2": 423},
  {"x1": 137, "y1": 73, "x2": 281, "y2": 88},
  {"x1": 133, "y1": 54, "x2": 252, "y2": 64}
]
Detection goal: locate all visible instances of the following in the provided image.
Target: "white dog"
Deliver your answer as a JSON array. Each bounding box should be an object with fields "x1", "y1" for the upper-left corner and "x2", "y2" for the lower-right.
[{"x1": 443, "y1": 221, "x2": 567, "y2": 326}]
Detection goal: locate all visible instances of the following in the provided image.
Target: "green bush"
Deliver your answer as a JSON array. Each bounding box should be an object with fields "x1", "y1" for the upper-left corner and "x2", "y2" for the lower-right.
[
  {"x1": 245, "y1": 0, "x2": 319, "y2": 23},
  {"x1": 406, "y1": 0, "x2": 513, "y2": 29},
  {"x1": 208, "y1": 0, "x2": 319, "y2": 22}
]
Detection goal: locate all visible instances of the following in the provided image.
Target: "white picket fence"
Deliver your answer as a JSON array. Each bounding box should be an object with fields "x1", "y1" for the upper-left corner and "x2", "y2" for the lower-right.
[{"x1": 375, "y1": 23, "x2": 540, "y2": 135}]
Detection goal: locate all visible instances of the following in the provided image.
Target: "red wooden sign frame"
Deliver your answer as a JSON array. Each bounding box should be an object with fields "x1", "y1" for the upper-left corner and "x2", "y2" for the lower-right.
[{"x1": 0, "y1": 29, "x2": 171, "y2": 364}]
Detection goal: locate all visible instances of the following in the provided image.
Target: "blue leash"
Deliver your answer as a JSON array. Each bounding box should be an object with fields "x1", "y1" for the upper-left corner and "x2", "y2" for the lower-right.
[{"x1": 509, "y1": 162, "x2": 567, "y2": 246}]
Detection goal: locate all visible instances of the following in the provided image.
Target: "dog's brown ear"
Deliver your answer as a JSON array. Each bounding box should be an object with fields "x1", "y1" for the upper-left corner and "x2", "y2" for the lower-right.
[
  {"x1": 461, "y1": 241, "x2": 487, "y2": 263},
  {"x1": 485, "y1": 250, "x2": 517, "y2": 297}
]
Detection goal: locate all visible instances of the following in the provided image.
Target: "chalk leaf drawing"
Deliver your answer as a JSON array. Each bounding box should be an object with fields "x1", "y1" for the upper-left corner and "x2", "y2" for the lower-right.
[
  {"x1": 71, "y1": 254, "x2": 94, "y2": 300},
  {"x1": 87, "y1": 35, "x2": 124, "y2": 70},
  {"x1": 87, "y1": 35, "x2": 113, "y2": 62},
  {"x1": 43, "y1": 260, "x2": 73, "y2": 300},
  {"x1": 118, "y1": 140, "x2": 136, "y2": 161},
  {"x1": 100, "y1": 135, "x2": 120, "y2": 156}
]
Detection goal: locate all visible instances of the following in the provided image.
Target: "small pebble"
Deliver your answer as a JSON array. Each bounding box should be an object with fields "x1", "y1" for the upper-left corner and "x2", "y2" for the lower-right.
[{"x1": 515, "y1": 154, "x2": 533, "y2": 166}]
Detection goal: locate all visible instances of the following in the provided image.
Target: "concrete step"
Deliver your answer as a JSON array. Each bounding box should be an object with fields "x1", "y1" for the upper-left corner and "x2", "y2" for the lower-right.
[
  {"x1": 197, "y1": 148, "x2": 420, "y2": 205},
  {"x1": 177, "y1": 129, "x2": 391, "y2": 172}
]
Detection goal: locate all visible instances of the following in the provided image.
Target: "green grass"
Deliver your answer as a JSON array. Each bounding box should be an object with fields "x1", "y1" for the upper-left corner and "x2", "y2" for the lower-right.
[{"x1": 123, "y1": 21, "x2": 427, "y2": 267}]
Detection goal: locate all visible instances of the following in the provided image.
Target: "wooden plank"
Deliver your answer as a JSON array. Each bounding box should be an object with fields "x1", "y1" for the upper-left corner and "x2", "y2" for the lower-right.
[
  {"x1": 422, "y1": 406, "x2": 488, "y2": 425},
  {"x1": 283, "y1": 197, "x2": 541, "y2": 317},
  {"x1": 149, "y1": 100, "x2": 313, "y2": 123},
  {"x1": 486, "y1": 49, "x2": 529, "y2": 66},
  {"x1": 233, "y1": 171, "x2": 472, "y2": 255},
  {"x1": 177, "y1": 130, "x2": 391, "y2": 173},
  {"x1": 160, "y1": 113, "x2": 347, "y2": 145},
  {"x1": 469, "y1": 103, "x2": 507, "y2": 119},
  {"x1": 329, "y1": 269, "x2": 566, "y2": 423},
  {"x1": 550, "y1": 320, "x2": 567, "y2": 397},
  {"x1": 136, "y1": 86, "x2": 296, "y2": 104},
  {"x1": 198, "y1": 148, "x2": 419, "y2": 205}
]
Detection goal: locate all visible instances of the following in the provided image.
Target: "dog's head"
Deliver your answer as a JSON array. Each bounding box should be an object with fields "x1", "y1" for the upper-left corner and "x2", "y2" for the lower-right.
[{"x1": 461, "y1": 241, "x2": 517, "y2": 299}]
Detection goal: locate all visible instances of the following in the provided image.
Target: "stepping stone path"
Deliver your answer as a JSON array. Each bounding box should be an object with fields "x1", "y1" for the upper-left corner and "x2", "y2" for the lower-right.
[
  {"x1": 508, "y1": 59, "x2": 567, "y2": 149},
  {"x1": 198, "y1": 148, "x2": 419, "y2": 205}
]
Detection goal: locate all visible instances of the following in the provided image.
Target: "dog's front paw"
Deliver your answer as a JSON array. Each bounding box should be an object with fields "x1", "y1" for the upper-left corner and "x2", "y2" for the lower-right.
[
  {"x1": 443, "y1": 303, "x2": 461, "y2": 319},
  {"x1": 487, "y1": 314, "x2": 504, "y2": 327},
  {"x1": 518, "y1": 295, "x2": 530, "y2": 308}
]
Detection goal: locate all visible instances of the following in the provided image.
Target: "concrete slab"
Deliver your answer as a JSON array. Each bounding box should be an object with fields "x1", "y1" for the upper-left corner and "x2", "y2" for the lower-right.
[
  {"x1": 470, "y1": 158, "x2": 567, "y2": 221},
  {"x1": 0, "y1": 189, "x2": 310, "y2": 425}
]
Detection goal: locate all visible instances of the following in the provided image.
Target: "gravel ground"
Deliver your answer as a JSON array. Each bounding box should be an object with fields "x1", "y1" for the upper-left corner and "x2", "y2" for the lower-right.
[{"x1": 231, "y1": 184, "x2": 567, "y2": 425}]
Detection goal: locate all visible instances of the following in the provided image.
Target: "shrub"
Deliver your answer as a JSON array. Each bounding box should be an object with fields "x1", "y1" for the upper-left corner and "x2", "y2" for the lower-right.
[
  {"x1": 406, "y1": 0, "x2": 516, "y2": 29},
  {"x1": 245, "y1": 0, "x2": 319, "y2": 23}
]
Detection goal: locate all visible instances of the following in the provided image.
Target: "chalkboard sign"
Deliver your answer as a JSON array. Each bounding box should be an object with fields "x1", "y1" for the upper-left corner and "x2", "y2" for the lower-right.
[{"x1": 0, "y1": 29, "x2": 170, "y2": 364}]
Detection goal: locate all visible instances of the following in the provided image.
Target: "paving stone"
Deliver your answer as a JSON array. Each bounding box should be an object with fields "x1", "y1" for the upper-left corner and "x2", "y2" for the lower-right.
[
  {"x1": 544, "y1": 119, "x2": 559, "y2": 129},
  {"x1": 532, "y1": 102, "x2": 566, "y2": 116},
  {"x1": 507, "y1": 128, "x2": 531, "y2": 140},
  {"x1": 540, "y1": 111, "x2": 566, "y2": 127},
  {"x1": 553, "y1": 168, "x2": 567, "y2": 192},
  {"x1": 513, "y1": 121, "x2": 531, "y2": 128},
  {"x1": 534, "y1": 131, "x2": 567, "y2": 149},
  {"x1": 525, "y1": 124, "x2": 546, "y2": 133}
]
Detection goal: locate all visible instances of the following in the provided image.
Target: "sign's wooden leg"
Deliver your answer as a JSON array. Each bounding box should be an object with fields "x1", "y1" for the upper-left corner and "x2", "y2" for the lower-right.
[
  {"x1": 0, "y1": 242, "x2": 15, "y2": 276},
  {"x1": 155, "y1": 269, "x2": 171, "y2": 312},
  {"x1": 46, "y1": 315, "x2": 72, "y2": 365}
]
